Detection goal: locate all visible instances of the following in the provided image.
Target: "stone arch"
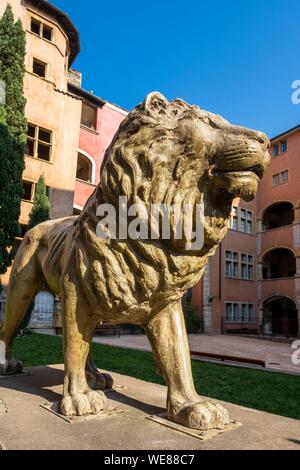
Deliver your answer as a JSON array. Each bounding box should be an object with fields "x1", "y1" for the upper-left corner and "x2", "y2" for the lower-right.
[
  {"x1": 260, "y1": 201, "x2": 294, "y2": 230},
  {"x1": 258, "y1": 245, "x2": 296, "y2": 264},
  {"x1": 259, "y1": 246, "x2": 296, "y2": 280},
  {"x1": 261, "y1": 295, "x2": 298, "y2": 337},
  {"x1": 258, "y1": 200, "x2": 295, "y2": 221}
]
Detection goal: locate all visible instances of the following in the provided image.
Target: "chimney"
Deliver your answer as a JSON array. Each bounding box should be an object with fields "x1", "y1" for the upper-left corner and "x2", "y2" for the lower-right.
[{"x1": 68, "y1": 69, "x2": 82, "y2": 88}]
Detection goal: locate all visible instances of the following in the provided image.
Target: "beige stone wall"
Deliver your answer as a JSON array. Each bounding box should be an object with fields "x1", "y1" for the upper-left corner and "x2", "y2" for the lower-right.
[
  {"x1": 1, "y1": 2, "x2": 70, "y2": 90},
  {"x1": 0, "y1": 0, "x2": 24, "y2": 21},
  {"x1": 23, "y1": 72, "x2": 81, "y2": 220},
  {"x1": 0, "y1": 0, "x2": 82, "y2": 289}
]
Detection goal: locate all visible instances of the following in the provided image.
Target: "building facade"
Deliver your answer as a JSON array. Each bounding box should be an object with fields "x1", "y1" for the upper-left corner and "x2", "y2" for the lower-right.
[
  {"x1": 1, "y1": 1, "x2": 299, "y2": 337},
  {"x1": 0, "y1": 0, "x2": 127, "y2": 327},
  {"x1": 0, "y1": 0, "x2": 82, "y2": 325},
  {"x1": 67, "y1": 75, "x2": 127, "y2": 214},
  {"x1": 192, "y1": 126, "x2": 300, "y2": 338}
]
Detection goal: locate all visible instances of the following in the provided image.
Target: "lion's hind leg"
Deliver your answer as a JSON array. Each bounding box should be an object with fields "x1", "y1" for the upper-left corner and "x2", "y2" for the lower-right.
[
  {"x1": 85, "y1": 352, "x2": 114, "y2": 390},
  {"x1": 0, "y1": 230, "x2": 44, "y2": 375}
]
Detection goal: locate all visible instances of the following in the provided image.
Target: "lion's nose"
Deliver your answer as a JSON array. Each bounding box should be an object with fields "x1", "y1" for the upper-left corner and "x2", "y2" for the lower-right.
[
  {"x1": 253, "y1": 131, "x2": 270, "y2": 151},
  {"x1": 243, "y1": 128, "x2": 270, "y2": 151}
]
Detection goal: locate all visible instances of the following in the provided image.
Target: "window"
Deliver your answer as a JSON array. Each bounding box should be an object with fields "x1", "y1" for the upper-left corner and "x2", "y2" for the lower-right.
[
  {"x1": 76, "y1": 152, "x2": 94, "y2": 182},
  {"x1": 25, "y1": 124, "x2": 53, "y2": 162},
  {"x1": 230, "y1": 206, "x2": 253, "y2": 234},
  {"x1": 233, "y1": 303, "x2": 239, "y2": 322},
  {"x1": 241, "y1": 254, "x2": 254, "y2": 280},
  {"x1": 33, "y1": 58, "x2": 47, "y2": 78},
  {"x1": 281, "y1": 140, "x2": 288, "y2": 153},
  {"x1": 272, "y1": 173, "x2": 279, "y2": 187},
  {"x1": 31, "y1": 18, "x2": 41, "y2": 35},
  {"x1": 22, "y1": 181, "x2": 34, "y2": 201},
  {"x1": 22, "y1": 181, "x2": 50, "y2": 203},
  {"x1": 281, "y1": 170, "x2": 289, "y2": 184},
  {"x1": 225, "y1": 251, "x2": 238, "y2": 278},
  {"x1": 225, "y1": 251, "x2": 254, "y2": 280},
  {"x1": 42, "y1": 25, "x2": 53, "y2": 41},
  {"x1": 31, "y1": 17, "x2": 53, "y2": 42},
  {"x1": 272, "y1": 143, "x2": 279, "y2": 157},
  {"x1": 272, "y1": 140, "x2": 287, "y2": 157},
  {"x1": 225, "y1": 303, "x2": 232, "y2": 322},
  {"x1": 81, "y1": 102, "x2": 97, "y2": 130},
  {"x1": 272, "y1": 170, "x2": 289, "y2": 187},
  {"x1": 225, "y1": 302, "x2": 255, "y2": 323}
]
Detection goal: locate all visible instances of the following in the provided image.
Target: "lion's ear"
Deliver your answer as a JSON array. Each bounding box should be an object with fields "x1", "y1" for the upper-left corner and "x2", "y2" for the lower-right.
[{"x1": 142, "y1": 92, "x2": 168, "y2": 115}]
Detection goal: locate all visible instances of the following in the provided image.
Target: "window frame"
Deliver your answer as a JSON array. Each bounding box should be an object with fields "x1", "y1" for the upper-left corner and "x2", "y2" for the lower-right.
[
  {"x1": 32, "y1": 57, "x2": 47, "y2": 79},
  {"x1": 224, "y1": 302, "x2": 255, "y2": 323},
  {"x1": 272, "y1": 170, "x2": 289, "y2": 187},
  {"x1": 30, "y1": 16, "x2": 53, "y2": 43},
  {"x1": 22, "y1": 180, "x2": 50, "y2": 203},
  {"x1": 30, "y1": 17, "x2": 41, "y2": 35},
  {"x1": 230, "y1": 206, "x2": 254, "y2": 234},
  {"x1": 80, "y1": 102, "x2": 98, "y2": 131},
  {"x1": 280, "y1": 140, "x2": 288, "y2": 153},
  {"x1": 272, "y1": 140, "x2": 288, "y2": 157},
  {"x1": 42, "y1": 24, "x2": 53, "y2": 41},
  {"x1": 22, "y1": 180, "x2": 34, "y2": 202},
  {"x1": 225, "y1": 250, "x2": 254, "y2": 280},
  {"x1": 25, "y1": 123, "x2": 54, "y2": 163},
  {"x1": 272, "y1": 143, "x2": 280, "y2": 157}
]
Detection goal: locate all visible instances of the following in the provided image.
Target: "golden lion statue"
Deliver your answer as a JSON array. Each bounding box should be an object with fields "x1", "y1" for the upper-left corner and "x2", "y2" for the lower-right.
[{"x1": 0, "y1": 93, "x2": 269, "y2": 430}]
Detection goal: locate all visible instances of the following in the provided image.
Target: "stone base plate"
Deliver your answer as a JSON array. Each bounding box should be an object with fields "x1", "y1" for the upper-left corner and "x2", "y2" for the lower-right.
[
  {"x1": 105, "y1": 384, "x2": 127, "y2": 393},
  {"x1": 40, "y1": 401, "x2": 125, "y2": 424},
  {"x1": 147, "y1": 413, "x2": 242, "y2": 441}
]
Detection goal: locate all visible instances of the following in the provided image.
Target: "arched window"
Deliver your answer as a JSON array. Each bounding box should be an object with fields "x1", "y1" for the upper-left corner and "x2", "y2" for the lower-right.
[
  {"x1": 262, "y1": 248, "x2": 296, "y2": 279},
  {"x1": 76, "y1": 151, "x2": 95, "y2": 183},
  {"x1": 263, "y1": 296, "x2": 298, "y2": 337},
  {"x1": 262, "y1": 202, "x2": 294, "y2": 230}
]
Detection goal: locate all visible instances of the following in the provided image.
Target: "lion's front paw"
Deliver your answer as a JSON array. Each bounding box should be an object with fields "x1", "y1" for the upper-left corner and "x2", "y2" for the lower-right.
[
  {"x1": 168, "y1": 400, "x2": 230, "y2": 430},
  {"x1": 60, "y1": 390, "x2": 107, "y2": 416}
]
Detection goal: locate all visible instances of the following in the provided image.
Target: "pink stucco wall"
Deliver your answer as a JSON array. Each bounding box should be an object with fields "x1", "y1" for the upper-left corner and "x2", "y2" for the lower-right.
[{"x1": 74, "y1": 104, "x2": 127, "y2": 209}]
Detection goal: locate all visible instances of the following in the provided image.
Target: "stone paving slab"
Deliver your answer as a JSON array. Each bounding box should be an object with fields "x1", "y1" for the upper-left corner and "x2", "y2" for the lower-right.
[{"x1": 0, "y1": 365, "x2": 300, "y2": 450}]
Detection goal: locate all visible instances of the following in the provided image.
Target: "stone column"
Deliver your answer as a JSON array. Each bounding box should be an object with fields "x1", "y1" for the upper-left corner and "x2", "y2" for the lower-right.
[
  {"x1": 258, "y1": 307, "x2": 264, "y2": 335},
  {"x1": 293, "y1": 220, "x2": 300, "y2": 336},
  {"x1": 257, "y1": 219, "x2": 263, "y2": 233},
  {"x1": 202, "y1": 259, "x2": 212, "y2": 334},
  {"x1": 256, "y1": 220, "x2": 263, "y2": 335}
]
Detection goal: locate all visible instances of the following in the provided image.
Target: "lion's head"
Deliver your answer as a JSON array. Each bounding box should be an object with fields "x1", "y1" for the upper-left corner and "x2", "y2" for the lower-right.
[{"x1": 98, "y1": 92, "x2": 269, "y2": 255}]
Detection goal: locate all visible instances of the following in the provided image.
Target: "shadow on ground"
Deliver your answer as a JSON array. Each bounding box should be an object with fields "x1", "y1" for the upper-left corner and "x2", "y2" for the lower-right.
[{"x1": 0, "y1": 365, "x2": 164, "y2": 417}]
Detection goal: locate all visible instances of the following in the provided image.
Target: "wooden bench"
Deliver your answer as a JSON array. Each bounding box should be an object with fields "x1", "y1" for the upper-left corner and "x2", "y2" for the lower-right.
[
  {"x1": 190, "y1": 350, "x2": 266, "y2": 368},
  {"x1": 94, "y1": 323, "x2": 121, "y2": 337},
  {"x1": 54, "y1": 322, "x2": 121, "y2": 338}
]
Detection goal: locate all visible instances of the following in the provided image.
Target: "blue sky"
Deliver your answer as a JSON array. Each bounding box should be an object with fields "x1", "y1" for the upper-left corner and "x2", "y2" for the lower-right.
[{"x1": 55, "y1": 0, "x2": 300, "y2": 137}]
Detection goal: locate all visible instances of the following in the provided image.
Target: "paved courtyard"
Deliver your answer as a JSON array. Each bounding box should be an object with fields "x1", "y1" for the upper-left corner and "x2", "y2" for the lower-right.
[
  {"x1": 38, "y1": 330, "x2": 300, "y2": 375},
  {"x1": 0, "y1": 364, "x2": 300, "y2": 450},
  {"x1": 91, "y1": 334, "x2": 300, "y2": 375}
]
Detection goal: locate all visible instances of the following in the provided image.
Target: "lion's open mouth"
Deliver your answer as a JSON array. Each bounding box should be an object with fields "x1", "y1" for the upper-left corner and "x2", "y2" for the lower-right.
[{"x1": 211, "y1": 159, "x2": 265, "y2": 202}]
